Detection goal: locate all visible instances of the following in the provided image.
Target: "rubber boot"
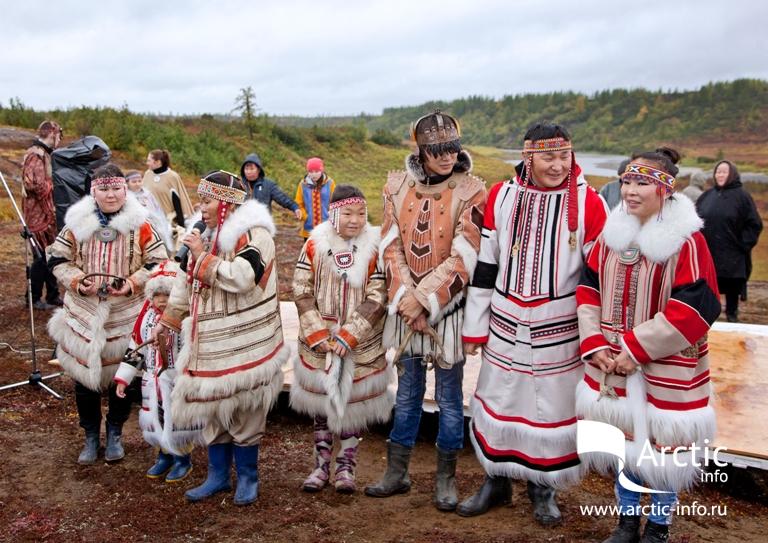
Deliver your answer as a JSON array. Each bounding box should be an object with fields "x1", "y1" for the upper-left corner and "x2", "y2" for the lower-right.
[
  {"x1": 166, "y1": 454, "x2": 193, "y2": 483},
  {"x1": 185, "y1": 443, "x2": 233, "y2": 502},
  {"x1": 364, "y1": 441, "x2": 412, "y2": 497},
  {"x1": 104, "y1": 423, "x2": 125, "y2": 462},
  {"x1": 233, "y1": 444, "x2": 260, "y2": 506},
  {"x1": 602, "y1": 514, "x2": 641, "y2": 543},
  {"x1": 146, "y1": 450, "x2": 174, "y2": 478},
  {"x1": 456, "y1": 475, "x2": 512, "y2": 517},
  {"x1": 302, "y1": 424, "x2": 333, "y2": 492},
  {"x1": 77, "y1": 432, "x2": 100, "y2": 465},
  {"x1": 527, "y1": 481, "x2": 562, "y2": 526},
  {"x1": 434, "y1": 447, "x2": 459, "y2": 511},
  {"x1": 640, "y1": 520, "x2": 669, "y2": 543},
  {"x1": 334, "y1": 434, "x2": 360, "y2": 494}
]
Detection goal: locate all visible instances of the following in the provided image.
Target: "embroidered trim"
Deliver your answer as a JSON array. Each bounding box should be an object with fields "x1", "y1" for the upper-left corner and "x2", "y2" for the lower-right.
[
  {"x1": 523, "y1": 137, "x2": 572, "y2": 153},
  {"x1": 197, "y1": 178, "x2": 247, "y2": 204},
  {"x1": 621, "y1": 163, "x2": 675, "y2": 192}
]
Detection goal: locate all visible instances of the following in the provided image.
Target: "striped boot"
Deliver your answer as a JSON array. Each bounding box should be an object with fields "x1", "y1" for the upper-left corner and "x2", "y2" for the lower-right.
[
  {"x1": 334, "y1": 432, "x2": 360, "y2": 494},
  {"x1": 302, "y1": 416, "x2": 333, "y2": 492}
]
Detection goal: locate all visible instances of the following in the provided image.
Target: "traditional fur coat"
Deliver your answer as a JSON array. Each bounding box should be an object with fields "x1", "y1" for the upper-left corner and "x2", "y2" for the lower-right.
[
  {"x1": 114, "y1": 261, "x2": 202, "y2": 454},
  {"x1": 462, "y1": 166, "x2": 608, "y2": 488},
  {"x1": 47, "y1": 194, "x2": 168, "y2": 391},
  {"x1": 381, "y1": 150, "x2": 486, "y2": 366},
  {"x1": 161, "y1": 200, "x2": 287, "y2": 430},
  {"x1": 576, "y1": 195, "x2": 720, "y2": 492},
  {"x1": 289, "y1": 221, "x2": 393, "y2": 433}
]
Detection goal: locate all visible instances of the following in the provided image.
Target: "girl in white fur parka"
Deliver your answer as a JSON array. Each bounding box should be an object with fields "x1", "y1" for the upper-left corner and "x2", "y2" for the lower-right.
[
  {"x1": 576, "y1": 148, "x2": 720, "y2": 543},
  {"x1": 290, "y1": 185, "x2": 393, "y2": 494}
]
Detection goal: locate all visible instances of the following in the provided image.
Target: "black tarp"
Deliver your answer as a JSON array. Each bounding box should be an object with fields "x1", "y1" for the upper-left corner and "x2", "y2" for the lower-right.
[{"x1": 51, "y1": 136, "x2": 111, "y2": 230}]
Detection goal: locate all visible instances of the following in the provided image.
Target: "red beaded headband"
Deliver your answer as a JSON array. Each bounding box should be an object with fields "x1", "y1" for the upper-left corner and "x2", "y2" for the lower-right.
[
  {"x1": 91, "y1": 176, "x2": 126, "y2": 188},
  {"x1": 621, "y1": 163, "x2": 675, "y2": 192},
  {"x1": 523, "y1": 137, "x2": 572, "y2": 153},
  {"x1": 329, "y1": 196, "x2": 367, "y2": 211}
]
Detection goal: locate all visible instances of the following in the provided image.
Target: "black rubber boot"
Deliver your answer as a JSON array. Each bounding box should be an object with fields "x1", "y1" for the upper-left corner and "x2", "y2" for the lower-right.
[
  {"x1": 364, "y1": 441, "x2": 412, "y2": 497},
  {"x1": 77, "y1": 432, "x2": 100, "y2": 465},
  {"x1": 104, "y1": 423, "x2": 125, "y2": 462},
  {"x1": 527, "y1": 481, "x2": 562, "y2": 526},
  {"x1": 602, "y1": 514, "x2": 641, "y2": 543},
  {"x1": 434, "y1": 447, "x2": 458, "y2": 511},
  {"x1": 640, "y1": 520, "x2": 669, "y2": 543},
  {"x1": 456, "y1": 475, "x2": 512, "y2": 517}
]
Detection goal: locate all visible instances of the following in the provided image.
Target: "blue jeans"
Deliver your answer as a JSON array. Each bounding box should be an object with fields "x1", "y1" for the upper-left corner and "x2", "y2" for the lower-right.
[
  {"x1": 616, "y1": 470, "x2": 678, "y2": 525},
  {"x1": 389, "y1": 356, "x2": 464, "y2": 451}
]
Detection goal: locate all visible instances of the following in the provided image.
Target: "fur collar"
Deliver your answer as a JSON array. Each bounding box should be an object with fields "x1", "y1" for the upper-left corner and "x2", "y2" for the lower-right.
[
  {"x1": 602, "y1": 195, "x2": 703, "y2": 263},
  {"x1": 65, "y1": 192, "x2": 148, "y2": 241},
  {"x1": 405, "y1": 149, "x2": 472, "y2": 182},
  {"x1": 309, "y1": 221, "x2": 381, "y2": 288},
  {"x1": 217, "y1": 199, "x2": 276, "y2": 253}
]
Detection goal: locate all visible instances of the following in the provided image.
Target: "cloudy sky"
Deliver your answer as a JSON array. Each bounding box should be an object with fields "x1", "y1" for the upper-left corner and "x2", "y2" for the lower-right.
[{"x1": 1, "y1": 0, "x2": 766, "y2": 116}]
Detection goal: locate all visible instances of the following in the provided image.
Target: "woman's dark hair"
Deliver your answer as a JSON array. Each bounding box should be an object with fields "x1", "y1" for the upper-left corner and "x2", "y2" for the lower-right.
[
  {"x1": 201, "y1": 170, "x2": 247, "y2": 193},
  {"x1": 631, "y1": 146, "x2": 680, "y2": 177},
  {"x1": 149, "y1": 149, "x2": 171, "y2": 169},
  {"x1": 523, "y1": 122, "x2": 571, "y2": 142},
  {"x1": 92, "y1": 163, "x2": 125, "y2": 180},
  {"x1": 331, "y1": 185, "x2": 366, "y2": 203},
  {"x1": 713, "y1": 160, "x2": 740, "y2": 186}
]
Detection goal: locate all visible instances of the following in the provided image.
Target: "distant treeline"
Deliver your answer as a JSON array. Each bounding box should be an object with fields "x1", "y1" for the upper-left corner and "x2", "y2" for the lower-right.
[{"x1": 273, "y1": 79, "x2": 768, "y2": 155}]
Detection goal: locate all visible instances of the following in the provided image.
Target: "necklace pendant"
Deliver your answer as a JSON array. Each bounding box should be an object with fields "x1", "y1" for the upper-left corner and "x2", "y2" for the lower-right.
[
  {"x1": 511, "y1": 241, "x2": 520, "y2": 256},
  {"x1": 569, "y1": 231, "x2": 577, "y2": 250}
]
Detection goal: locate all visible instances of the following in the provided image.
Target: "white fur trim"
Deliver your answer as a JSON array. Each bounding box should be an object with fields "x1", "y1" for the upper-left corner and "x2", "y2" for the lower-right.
[
  {"x1": 379, "y1": 223, "x2": 400, "y2": 271},
  {"x1": 289, "y1": 355, "x2": 394, "y2": 434},
  {"x1": 602, "y1": 196, "x2": 703, "y2": 263},
  {"x1": 310, "y1": 222, "x2": 381, "y2": 289},
  {"x1": 404, "y1": 150, "x2": 473, "y2": 182},
  {"x1": 428, "y1": 292, "x2": 464, "y2": 325},
  {"x1": 469, "y1": 421, "x2": 586, "y2": 489},
  {"x1": 217, "y1": 200, "x2": 276, "y2": 253},
  {"x1": 452, "y1": 234, "x2": 479, "y2": 281},
  {"x1": 65, "y1": 192, "x2": 148, "y2": 241},
  {"x1": 144, "y1": 261, "x2": 180, "y2": 300},
  {"x1": 114, "y1": 362, "x2": 137, "y2": 384},
  {"x1": 388, "y1": 284, "x2": 407, "y2": 316}
]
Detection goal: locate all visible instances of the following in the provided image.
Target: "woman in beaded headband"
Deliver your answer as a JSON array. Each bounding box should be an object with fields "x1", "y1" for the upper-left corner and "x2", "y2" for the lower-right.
[{"x1": 619, "y1": 146, "x2": 680, "y2": 222}]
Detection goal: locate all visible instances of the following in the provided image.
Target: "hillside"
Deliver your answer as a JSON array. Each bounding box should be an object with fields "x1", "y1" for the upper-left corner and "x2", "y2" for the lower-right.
[{"x1": 274, "y1": 79, "x2": 768, "y2": 170}]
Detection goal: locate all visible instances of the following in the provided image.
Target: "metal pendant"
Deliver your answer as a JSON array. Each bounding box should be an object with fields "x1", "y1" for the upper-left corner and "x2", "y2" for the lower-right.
[
  {"x1": 97, "y1": 227, "x2": 117, "y2": 243},
  {"x1": 618, "y1": 247, "x2": 641, "y2": 265},
  {"x1": 153, "y1": 175, "x2": 161, "y2": 183},
  {"x1": 569, "y1": 231, "x2": 577, "y2": 250},
  {"x1": 511, "y1": 241, "x2": 520, "y2": 257}
]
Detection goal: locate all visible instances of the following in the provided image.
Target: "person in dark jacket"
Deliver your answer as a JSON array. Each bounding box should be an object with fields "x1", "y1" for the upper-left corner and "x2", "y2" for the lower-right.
[
  {"x1": 240, "y1": 153, "x2": 301, "y2": 218},
  {"x1": 598, "y1": 158, "x2": 629, "y2": 210},
  {"x1": 696, "y1": 160, "x2": 763, "y2": 322}
]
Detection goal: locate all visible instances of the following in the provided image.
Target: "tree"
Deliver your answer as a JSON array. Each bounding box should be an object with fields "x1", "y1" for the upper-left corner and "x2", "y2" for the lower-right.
[{"x1": 233, "y1": 86, "x2": 258, "y2": 139}]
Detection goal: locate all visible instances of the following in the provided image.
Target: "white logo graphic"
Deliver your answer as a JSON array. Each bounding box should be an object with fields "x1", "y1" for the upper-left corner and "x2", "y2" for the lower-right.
[{"x1": 577, "y1": 420, "x2": 673, "y2": 494}]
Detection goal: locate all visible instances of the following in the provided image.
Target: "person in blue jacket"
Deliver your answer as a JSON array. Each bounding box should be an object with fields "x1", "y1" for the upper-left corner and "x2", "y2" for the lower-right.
[{"x1": 240, "y1": 153, "x2": 301, "y2": 218}]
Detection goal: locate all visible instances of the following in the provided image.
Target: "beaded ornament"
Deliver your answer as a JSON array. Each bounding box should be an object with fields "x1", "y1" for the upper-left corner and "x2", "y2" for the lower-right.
[{"x1": 620, "y1": 163, "x2": 676, "y2": 193}]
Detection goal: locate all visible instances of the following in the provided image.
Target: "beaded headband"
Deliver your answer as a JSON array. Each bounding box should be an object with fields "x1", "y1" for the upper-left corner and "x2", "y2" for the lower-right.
[
  {"x1": 522, "y1": 137, "x2": 573, "y2": 153},
  {"x1": 197, "y1": 170, "x2": 247, "y2": 204},
  {"x1": 91, "y1": 176, "x2": 127, "y2": 188},
  {"x1": 328, "y1": 196, "x2": 367, "y2": 211},
  {"x1": 621, "y1": 163, "x2": 675, "y2": 192}
]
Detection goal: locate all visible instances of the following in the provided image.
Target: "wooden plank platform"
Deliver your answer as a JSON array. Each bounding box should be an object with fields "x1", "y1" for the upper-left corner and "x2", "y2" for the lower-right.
[{"x1": 280, "y1": 302, "x2": 768, "y2": 468}]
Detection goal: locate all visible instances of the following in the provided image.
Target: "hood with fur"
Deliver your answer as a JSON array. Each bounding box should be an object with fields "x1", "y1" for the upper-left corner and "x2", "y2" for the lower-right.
[
  {"x1": 216, "y1": 199, "x2": 276, "y2": 253},
  {"x1": 64, "y1": 192, "x2": 148, "y2": 241},
  {"x1": 602, "y1": 195, "x2": 703, "y2": 263}
]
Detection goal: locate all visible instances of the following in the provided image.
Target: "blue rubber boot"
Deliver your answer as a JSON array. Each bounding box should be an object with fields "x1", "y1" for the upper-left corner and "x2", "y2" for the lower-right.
[
  {"x1": 166, "y1": 454, "x2": 193, "y2": 483},
  {"x1": 185, "y1": 444, "x2": 233, "y2": 502},
  {"x1": 147, "y1": 451, "x2": 174, "y2": 478},
  {"x1": 233, "y1": 444, "x2": 260, "y2": 506}
]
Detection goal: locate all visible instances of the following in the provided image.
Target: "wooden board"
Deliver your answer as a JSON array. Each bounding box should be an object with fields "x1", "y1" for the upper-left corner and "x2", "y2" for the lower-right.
[{"x1": 279, "y1": 302, "x2": 768, "y2": 465}]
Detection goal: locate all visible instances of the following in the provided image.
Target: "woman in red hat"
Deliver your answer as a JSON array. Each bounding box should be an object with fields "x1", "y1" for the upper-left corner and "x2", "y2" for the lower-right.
[{"x1": 295, "y1": 157, "x2": 336, "y2": 238}]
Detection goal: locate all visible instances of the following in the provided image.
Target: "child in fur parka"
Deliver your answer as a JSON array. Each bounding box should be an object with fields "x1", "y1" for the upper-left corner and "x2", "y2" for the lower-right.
[
  {"x1": 114, "y1": 260, "x2": 202, "y2": 483},
  {"x1": 47, "y1": 163, "x2": 168, "y2": 465},
  {"x1": 576, "y1": 148, "x2": 720, "y2": 543},
  {"x1": 290, "y1": 185, "x2": 392, "y2": 494}
]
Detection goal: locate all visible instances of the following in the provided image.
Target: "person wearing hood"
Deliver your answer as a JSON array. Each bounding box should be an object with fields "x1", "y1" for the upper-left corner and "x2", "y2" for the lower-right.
[
  {"x1": 240, "y1": 153, "x2": 301, "y2": 219},
  {"x1": 681, "y1": 173, "x2": 707, "y2": 204},
  {"x1": 696, "y1": 160, "x2": 763, "y2": 322},
  {"x1": 599, "y1": 158, "x2": 630, "y2": 210},
  {"x1": 295, "y1": 157, "x2": 336, "y2": 238}
]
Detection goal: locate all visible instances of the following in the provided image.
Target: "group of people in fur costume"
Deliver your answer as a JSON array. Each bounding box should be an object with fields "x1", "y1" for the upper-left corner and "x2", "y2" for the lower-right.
[{"x1": 45, "y1": 111, "x2": 720, "y2": 543}]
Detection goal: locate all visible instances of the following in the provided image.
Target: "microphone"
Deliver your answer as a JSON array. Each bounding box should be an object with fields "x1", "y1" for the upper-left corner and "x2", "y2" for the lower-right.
[{"x1": 174, "y1": 220, "x2": 207, "y2": 262}]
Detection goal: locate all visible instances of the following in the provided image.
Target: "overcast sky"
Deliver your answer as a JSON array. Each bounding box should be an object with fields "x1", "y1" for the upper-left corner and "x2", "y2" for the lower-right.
[{"x1": 1, "y1": 0, "x2": 766, "y2": 116}]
